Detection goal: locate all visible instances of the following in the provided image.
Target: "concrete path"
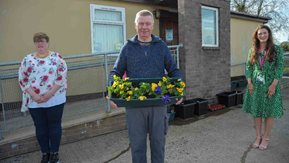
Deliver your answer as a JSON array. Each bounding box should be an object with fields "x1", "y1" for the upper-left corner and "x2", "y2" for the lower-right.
[{"x1": 2, "y1": 89, "x2": 289, "y2": 163}]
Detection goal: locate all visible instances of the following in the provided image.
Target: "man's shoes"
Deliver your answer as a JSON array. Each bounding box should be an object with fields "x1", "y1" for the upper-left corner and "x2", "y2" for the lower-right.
[
  {"x1": 41, "y1": 153, "x2": 50, "y2": 163},
  {"x1": 49, "y1": 152, "x2": 60, "y2": 163}
]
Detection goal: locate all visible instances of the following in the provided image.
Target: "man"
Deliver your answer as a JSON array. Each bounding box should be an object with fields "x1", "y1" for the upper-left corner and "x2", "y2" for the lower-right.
[{"x1": 109, "y1": 10, "x2": 182, "y2": 163}]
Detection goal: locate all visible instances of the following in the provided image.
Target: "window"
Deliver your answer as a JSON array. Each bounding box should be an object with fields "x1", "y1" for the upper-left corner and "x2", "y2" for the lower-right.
[
  {"x1": 90, "y1": 5, "x2": 126, "y2": 54},
  {"x1": 201, "y1": 6, "x2": 219, "y2": 47}
]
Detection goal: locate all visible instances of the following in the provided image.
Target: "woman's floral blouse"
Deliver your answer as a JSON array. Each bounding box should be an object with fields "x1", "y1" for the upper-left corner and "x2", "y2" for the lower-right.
[{"x1": 19, "y1": 51, "x2": 67, "y2": 111}]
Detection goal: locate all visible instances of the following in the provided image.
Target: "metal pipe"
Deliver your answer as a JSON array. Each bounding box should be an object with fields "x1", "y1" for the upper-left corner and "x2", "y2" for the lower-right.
[
  {"x1": 0, "y1": 79, "x2": 6, "y2": 140},
  {"x1": 176, "y1": 46, "x2": 180, "y2": 69},
  {"x1": 104, "y1": 53, "x2": 111, "y2": 113}
]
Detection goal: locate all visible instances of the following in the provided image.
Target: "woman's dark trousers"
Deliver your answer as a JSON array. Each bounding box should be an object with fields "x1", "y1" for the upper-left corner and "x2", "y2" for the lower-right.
[{"x1": 29, "y1": 103, "x2": 64, "y2": 153}]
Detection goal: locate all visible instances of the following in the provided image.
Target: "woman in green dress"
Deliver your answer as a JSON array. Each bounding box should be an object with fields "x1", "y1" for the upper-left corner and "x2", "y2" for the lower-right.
[{"x1": 243, "y1": 25, "x2": 284, "y2": 150}]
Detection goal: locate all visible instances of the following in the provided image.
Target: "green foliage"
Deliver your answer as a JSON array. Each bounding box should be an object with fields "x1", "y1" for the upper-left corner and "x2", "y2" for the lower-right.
[
  {"x1": 108, "y1": 75, "x2": 185, "y2": 101},
  {"x1": 284, "y1": 67, "x2": 289, "y2": 74},
  {"x1": 280, "y1": 41, "x2": 289, "y2": 52}
]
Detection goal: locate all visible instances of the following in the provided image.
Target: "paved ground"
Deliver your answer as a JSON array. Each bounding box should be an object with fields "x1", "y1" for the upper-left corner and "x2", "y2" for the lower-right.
[{"x1": 2, "y1": 87, "x2": 289, "y2": 163}]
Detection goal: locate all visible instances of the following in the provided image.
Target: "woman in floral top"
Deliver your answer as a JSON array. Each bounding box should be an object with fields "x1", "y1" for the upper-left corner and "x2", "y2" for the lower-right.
[
  {"x1": 243, "y1": 25, "x2": 284, "y2": 150},
  {"x1": 18, "y1": 32, "x2": 67, "y2": 163}
]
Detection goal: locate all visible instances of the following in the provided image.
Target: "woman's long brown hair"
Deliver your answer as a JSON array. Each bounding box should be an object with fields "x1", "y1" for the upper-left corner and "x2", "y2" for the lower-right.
[{"x1": 250, "y1": 25, "x2": 275, "y2": 64}]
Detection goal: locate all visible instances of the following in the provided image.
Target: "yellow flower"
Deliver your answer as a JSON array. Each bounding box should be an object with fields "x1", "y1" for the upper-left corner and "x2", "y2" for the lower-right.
[
  {"x1": 177, "y1": 88, "x2": 183, "y2": 93},
  {"x1": 138, "y1": 96, "x2": 147, "y2": 101},
  {"x1": 128, "y1": 91, "x2": 133, "y2": 95},
  {"x1": 126, "y1": 96, "x2": 131, "y2": 101},
  {"x1": 119, "y1": 84, "x2": 124, "y2": 90},
  {"x1": 113, "y1": 75, "x2": 119, "y2": 80},
  {"x1": 108, "y1": 76, "x2": 186, "y2": 101},
  {"x1": 112, "y1": 81, "x2": 119, "y2": 88},
  {"x1": 151, "y1": 83, "x2": 158, "y2": 91},
  {"x1": 180, "y1": 82, "x2": 186, "y2": 88},
  {"x1": 167, "y1": 84, "x2": 174, "y2": 89}
]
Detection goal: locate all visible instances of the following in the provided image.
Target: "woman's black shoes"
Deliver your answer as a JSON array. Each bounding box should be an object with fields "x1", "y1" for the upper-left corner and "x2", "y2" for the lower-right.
[
  {"x1": 41, "y1": 152, "x2": 59, "y2": 163},
  {"x1": 49, "y1": 152, "x2": 60, "y2": 163},
  {"x1": 41, "y1": 153, "x2": 50, "y2": 163}
]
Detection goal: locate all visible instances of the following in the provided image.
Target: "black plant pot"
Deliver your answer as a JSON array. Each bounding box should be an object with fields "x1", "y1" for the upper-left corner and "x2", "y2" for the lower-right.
[
  {"x1": 174, "y1": 100, "x2": 196, "y2": 119},
  {"x1": 235, "y1": 91, "x2": 244, "y2": 105},
  {"x1": 216, "y1": 91, "x2": 237, "y2": 107},
  {"x1": 187, "y1": 98, "x2": 209, "y2": 116}
]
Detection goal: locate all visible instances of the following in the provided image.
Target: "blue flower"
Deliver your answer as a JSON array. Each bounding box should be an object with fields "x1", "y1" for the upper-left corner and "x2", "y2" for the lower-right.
[
  {"x1": 154, "y1": 86, "x2": 162, "y2": 94},
  {"x1": 162, "y1": 95, "x2": 171, "y2": 104}
]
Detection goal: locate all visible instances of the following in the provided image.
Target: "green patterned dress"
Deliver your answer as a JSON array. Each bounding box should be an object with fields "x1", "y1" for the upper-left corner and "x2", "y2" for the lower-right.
[{"x1": 243, "y1": 45, "x2": 284, "y2": 118}]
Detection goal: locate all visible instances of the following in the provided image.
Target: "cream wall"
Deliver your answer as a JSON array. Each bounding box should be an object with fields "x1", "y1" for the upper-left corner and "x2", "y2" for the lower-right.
[
  {"x1": 0, "y1": 0, "x2": 163, "y2": 102},
  {"x1": 0, "y1": 0, "x2": 160, "y2": 61},
  {"x1": 230, "y1": 18, "x2": 264, "y2": 77}
]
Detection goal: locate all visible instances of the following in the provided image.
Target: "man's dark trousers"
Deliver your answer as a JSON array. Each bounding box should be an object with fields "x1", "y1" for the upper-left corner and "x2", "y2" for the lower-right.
[{"x1": 126, "y1": 106, "x2": 168, "y2": 163}]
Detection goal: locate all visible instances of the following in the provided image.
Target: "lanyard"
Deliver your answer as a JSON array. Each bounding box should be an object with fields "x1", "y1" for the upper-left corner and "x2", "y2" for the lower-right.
[{"x1": 259, "y1": 51, "x2": 266, "y2": 70}]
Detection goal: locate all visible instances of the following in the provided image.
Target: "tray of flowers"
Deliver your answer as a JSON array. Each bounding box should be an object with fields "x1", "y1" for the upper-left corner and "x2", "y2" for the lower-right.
[{"x1": 108, "y1": 75, "x2": 185, "y2": 107}]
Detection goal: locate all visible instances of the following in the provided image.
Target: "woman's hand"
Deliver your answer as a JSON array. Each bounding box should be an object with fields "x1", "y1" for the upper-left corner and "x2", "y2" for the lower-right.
[
  {"x1": 26, "y1": 87, "x2": 44, "y2": 103},
  {"x1": 41, "y1": 92, "x2": 54, "y2": 102},
  {"x1": 31, "y1": 94, "x2": 43, "y2": 103},
  {"x1": 268, "y1": 79, "x2": 278, "y2": 97},
  {"x1": 268, "y1": 84, "x2": 276, "y2": 97},
  {"x1": 248, "y1": 82, "x2": 254, "y2": 95},
  {"x1": 40, "y1": 84, "x2": 61, "y2": 103}
]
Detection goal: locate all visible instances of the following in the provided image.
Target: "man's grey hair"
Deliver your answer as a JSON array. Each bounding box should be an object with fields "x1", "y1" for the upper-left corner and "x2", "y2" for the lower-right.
[{"x1": 134, "y1": 9, "x2": 154, "y2": 24}]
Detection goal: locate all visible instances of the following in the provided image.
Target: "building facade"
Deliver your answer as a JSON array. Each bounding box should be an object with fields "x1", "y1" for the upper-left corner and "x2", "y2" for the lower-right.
[
  {"x1": 0, "y1": 0, "x2": 270, "y2": 101},
  {"x1": 178, "y1": 0, "x2": 231, "y2": 99}
]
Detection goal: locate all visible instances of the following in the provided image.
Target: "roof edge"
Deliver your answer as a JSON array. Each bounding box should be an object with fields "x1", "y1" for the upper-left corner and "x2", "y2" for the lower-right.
[{"x1": 230, "y1": 11, "x2": 271, "y2": 23}]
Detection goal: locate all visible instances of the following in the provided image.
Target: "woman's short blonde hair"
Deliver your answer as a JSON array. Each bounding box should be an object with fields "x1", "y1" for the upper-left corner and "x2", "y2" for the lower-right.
[{"x1": 33, "y1": 32, "x2": 49, "y2": 43}]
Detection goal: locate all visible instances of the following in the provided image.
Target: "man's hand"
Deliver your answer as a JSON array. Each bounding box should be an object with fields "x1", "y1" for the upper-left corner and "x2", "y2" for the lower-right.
[
  {"x1": 110, "y1": 101, "x2": 118, "y2": 109},
  {"x1": 106, "y1": 96, "x2": 118, "y2": 109},
  {"x1": 175, "y1": 97, "x2": 183, "y2": 105}
]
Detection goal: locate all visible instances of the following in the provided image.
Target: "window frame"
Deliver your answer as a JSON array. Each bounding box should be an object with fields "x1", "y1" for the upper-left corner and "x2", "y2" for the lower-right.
[
  {"x1": 90, "y1": 4, "x2": 126, "y2": 54},
  {"x1": 201, "y1": 6, "x2": 219, "y2": 47}
]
